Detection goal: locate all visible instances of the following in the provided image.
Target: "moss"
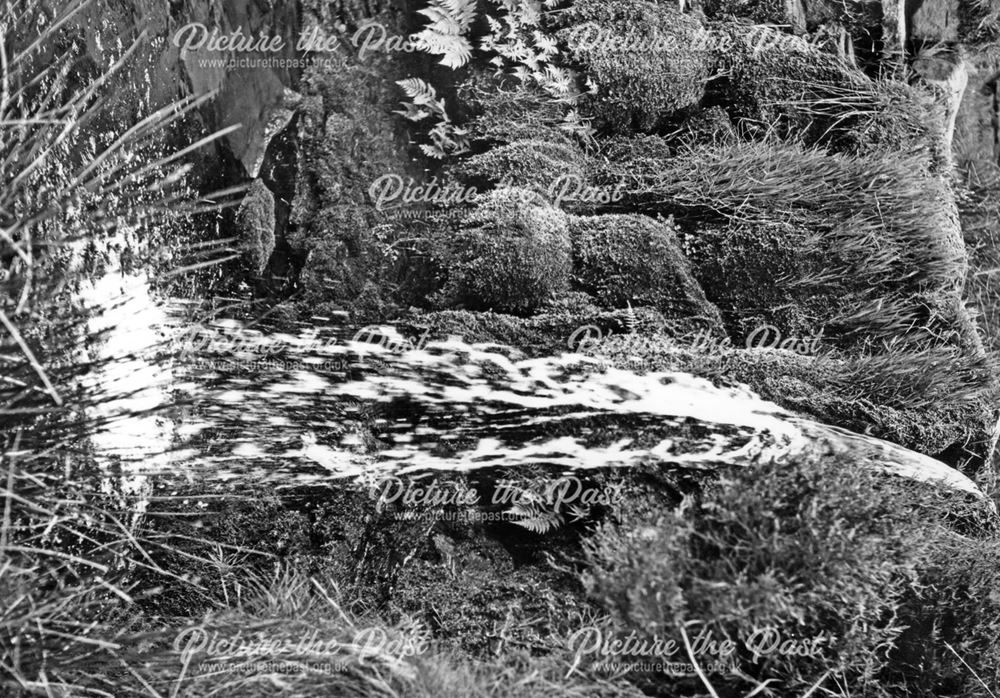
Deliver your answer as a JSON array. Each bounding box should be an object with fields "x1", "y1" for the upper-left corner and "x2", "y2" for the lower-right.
[
  {"x1": 390, "y1": 536, "x2": 590, "y2": 658},
  {"x1": 676, "y1": 105, "x2": 737, "y2": 145},
  {"x1": 701, "y1": 0, "x2": 787, "y2": 23},
  {"x1": 569, "y1": 213, "x2": 725, "y2": 331},
  {"x1": 289, "y1": 53, "x2": 416, "y2": 316},
  {"x1": 556, "y1": 0, "x2": 715, "y2": 133},
  {"x1": 430, "y1": 188, "x2": 572, "y2": 315},
  {"x1": 582, "y1": 451, "x2": 1000, "y2": 697},
  {"x1": 449, "y1": 139, "x2": 589, "y2": 196},
  {"x1": 235, "y1": 179, "x2": 276, "y2": 274},
  {"x1": 410, "y1": 304, "x2": 678, "y2": 357},
  {"x1": 684, "y1": 220, "x2": 839, "y2": 339}
]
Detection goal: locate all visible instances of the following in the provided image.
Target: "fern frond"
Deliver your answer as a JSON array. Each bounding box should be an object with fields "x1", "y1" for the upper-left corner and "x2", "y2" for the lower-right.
[
  {"x1": 415, "y1": 33, "x2": 473, "y2": 68},
  {"x1": 419, "y1": 143, "x2": 448, "y2": 159},
  {"x1": 396, "y1": 78, "x2": 439, "y2": 106},
  {"x1": 414, "y1": 0, "x2": 477, "y2": 67},
  {"x1": 625, "y1": 301, "x2": 638, "y2": 334}
]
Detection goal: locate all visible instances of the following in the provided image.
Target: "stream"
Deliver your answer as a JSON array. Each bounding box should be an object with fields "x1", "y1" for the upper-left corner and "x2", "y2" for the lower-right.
[{"x1": 77, "y1": 271, "x2": 991, "y2": 513}]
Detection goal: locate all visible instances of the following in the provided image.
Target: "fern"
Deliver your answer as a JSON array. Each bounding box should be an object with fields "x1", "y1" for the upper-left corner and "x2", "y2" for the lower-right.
[
  {"x1": 625, "y1": 301, "x2": 638, "y2": 335},
  {"x1": 502, "y1": 477, "x2": 594, "y2": 534},
  {"x1": 413, "y1": 0, "x2": 477, "y2": 68},
  {"x1": 480, "y1": 0, "x2": 593, "y2": 140},
  {"x1": 395, "y1": 78, "x2": 470, "y2": 158},
  {"x1": 509, "y1": 502, "x2": 564, "y2": 534},
  {"x1": 396, "y1": 78, "x2": 447, "y2": 114}
]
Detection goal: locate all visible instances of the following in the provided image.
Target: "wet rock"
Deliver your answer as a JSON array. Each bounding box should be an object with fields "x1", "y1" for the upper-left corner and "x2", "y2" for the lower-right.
[{"x1": 72, "y1": 0, "x2": 299, "y2": 176}]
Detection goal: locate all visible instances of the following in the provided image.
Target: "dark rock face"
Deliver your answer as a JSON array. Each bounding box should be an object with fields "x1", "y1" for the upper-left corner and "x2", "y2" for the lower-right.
[{"x1": 73, "y1": 0, "x2": 299, "y2": 175}]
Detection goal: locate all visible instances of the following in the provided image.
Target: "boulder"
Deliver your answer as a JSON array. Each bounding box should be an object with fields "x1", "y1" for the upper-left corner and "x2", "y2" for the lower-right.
[
  {"x1": 431, "y1": 188, "x2": 572, "y2": 315},
  {"x1": 555, "y1": 0, "x2": 715, "y2": 133},
  {"x1": 568, "y1": 214, "x2": 725, "y2": 332}
]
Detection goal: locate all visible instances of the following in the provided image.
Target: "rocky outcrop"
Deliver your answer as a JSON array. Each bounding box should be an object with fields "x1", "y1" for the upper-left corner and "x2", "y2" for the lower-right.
[
  {"x1": 72, "y1": 0, "x2": 299, "y2": 177},
  {"x1": 235, "y1": 179, "x2": 277, "y2": 274}
]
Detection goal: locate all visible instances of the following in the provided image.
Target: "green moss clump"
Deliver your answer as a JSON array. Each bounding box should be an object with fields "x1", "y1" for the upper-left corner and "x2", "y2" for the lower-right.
[
  {"x1": 556, "y1": 0, "x2": 715, "y2": 133},
  {"x1": 431, "y1": 188, "x2": 572, "y2": 315},
  {"x1": 235, "y1": 179, "x2": 276, "y2": 274},
  {"x1": 569, "y1": 213, "x2": 725, "y2": 330}
]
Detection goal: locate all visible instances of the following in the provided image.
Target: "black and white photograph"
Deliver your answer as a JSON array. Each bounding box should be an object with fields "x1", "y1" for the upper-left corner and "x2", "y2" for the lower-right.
[{"x1": 4, "y1": 0, "x2": 1000, "y2": 695}]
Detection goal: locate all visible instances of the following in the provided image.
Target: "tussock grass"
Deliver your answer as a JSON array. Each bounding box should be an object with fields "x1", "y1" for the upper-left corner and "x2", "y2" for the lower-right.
[
  {"x1": 1, "y1": 1, "x2": 240, "y2": 694},
  {"x1": 600, "y1": 139, "x2": 968, "y2": 343}
]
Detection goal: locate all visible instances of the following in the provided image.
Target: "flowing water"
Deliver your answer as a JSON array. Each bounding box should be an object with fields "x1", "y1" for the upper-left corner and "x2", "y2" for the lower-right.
[{"x1": 77, "y1": 270, "x2": 990, "y2": 512}]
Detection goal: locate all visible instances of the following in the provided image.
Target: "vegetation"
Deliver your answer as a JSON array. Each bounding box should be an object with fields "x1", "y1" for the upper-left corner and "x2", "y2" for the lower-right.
[
  {"x1": 568, "y1": 214, "x2": 724, "y2": 329},
  {"x1": 429, "y1": 187, "x2": 572, "y2": 314},
  {"x1": 236, "y1": 179, "x2": 277, "y2": 275},
  {"x1": 554, "y1": 0, "x2": 715, "y2": 133},
  {"x1": 6, "y1": 0, "x2": 1000, "y2": 695},
  {"x1": 583, "y1": 453, "x2": 1000, "y2": 697}
]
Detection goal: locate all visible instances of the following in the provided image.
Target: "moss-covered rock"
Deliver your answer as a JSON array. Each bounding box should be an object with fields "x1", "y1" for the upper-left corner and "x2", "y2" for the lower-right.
[
  {"x1": 556, "y1": 0, "x2": 715, "y2": 133},
  {"x1": 289, "y1": 51, "x2": 417, "y2": 318},
  {"x1": 684, "y1": 219, "x2": 838, "y2": 339},
  {"x1": 235, "y1": 179, "x2": 276, "y2": 274},
  {"x1": 407, "y1": 303, "x2": 681, "y2": 357},
  {"x1": 569, "y1": 213, "x2": 725, "y2": 331},
  {"x1": 449, "y1": 139, "x2": 589, "y2": 196},
  {"x1": 430, "y1": 188, "x2": 572, "y2": 315}
]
